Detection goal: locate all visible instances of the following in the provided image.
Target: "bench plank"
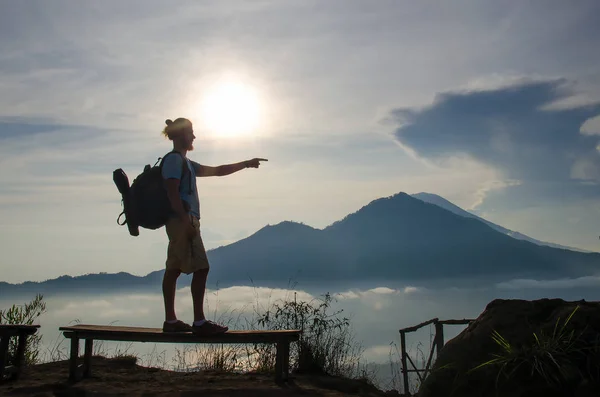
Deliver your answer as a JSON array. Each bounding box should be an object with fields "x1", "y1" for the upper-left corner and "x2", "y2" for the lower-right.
[
  {"x1": 60, "y1": 324, "x2": 299, "y2": 335},
  {"x1": 59, "y1": 325, "x2": 301, "y2": 344},
  {"x1": 0, "y1": 325, "x2": 40, "y2": 337}
]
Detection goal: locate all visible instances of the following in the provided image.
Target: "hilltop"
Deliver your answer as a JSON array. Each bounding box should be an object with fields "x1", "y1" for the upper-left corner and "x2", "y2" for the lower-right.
[
  {"x1": 0, "y1": 355, "x2": 402, "y2": 396},
  {"x1": 2, "y1": 192, "x2": 599, "y2": 298}
]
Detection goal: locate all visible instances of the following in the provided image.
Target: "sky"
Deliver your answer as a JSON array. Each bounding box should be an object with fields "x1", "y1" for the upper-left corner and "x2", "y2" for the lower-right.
[{"x1": 1, "y1": 0, "x2": 600, "y2": 283}]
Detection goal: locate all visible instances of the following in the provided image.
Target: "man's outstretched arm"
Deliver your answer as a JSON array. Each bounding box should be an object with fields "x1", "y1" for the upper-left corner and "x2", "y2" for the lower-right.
[{"x1": 195, "y1": 158, "x2": 268, "y2": 177}]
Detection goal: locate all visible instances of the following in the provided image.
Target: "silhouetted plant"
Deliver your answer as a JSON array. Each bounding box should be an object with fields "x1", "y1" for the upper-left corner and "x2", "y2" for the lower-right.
[
  {"x1": 0, "y1": 294, "x2": 46, "y2": 365},
  {"x1": 257, "y1": 292, "x2": 365, "y2": 378},
  {"x1": 470, "y1": 306, "x2": 590, "y2": 391},
  {"x1": 172, "y1": 344, "x2": 241, "y2": 373}
]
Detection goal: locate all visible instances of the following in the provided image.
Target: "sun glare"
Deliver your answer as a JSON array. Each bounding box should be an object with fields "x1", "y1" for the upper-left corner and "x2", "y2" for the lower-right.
[{"x1": 200, "y1": 81, "x2": 262, "y2": 137}]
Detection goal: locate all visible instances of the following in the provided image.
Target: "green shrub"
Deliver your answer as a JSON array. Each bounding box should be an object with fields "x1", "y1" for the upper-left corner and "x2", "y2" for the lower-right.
[{"x1": 0, "y1": 294, "x2": 47, "y2": 365}]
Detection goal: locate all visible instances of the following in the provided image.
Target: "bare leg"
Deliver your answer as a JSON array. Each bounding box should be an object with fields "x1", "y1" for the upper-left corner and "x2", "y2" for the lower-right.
[
  {"x1": 163, "y1": 268, "x2": 181, "y2": 321},
  {"x1": 191, "y1": 268, "x2": 209, "y2": 322}
]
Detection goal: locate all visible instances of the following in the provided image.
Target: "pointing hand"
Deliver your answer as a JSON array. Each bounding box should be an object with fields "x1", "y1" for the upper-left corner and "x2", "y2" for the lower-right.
[{"x1": 245, "y1": 158, "x2": 268, "y2": 168}]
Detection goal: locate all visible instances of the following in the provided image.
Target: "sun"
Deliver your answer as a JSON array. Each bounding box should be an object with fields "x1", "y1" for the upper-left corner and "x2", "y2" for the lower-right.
[{"x1": 200, "y1": 80, "x2": 262, "y2": 137}]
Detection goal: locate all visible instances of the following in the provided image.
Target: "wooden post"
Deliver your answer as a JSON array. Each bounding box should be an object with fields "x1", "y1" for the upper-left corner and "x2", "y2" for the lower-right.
[
  {"x1": 275, "y1": 341, "x2": 284, "y2": 382},
  {"x1": 69, "y1": 337, "x2": 79, "y2": 382},
  {"x1": 83, "y1": 339, "x2": 93, "y2": 378},
  {"x1": 435, "y1": 322, "x2": 444, "y2": 357},
  {"x1": 0, "y1": 336, "x2": 9, "y2": 381},
  {"x1": 422, "y1": 334, "x2": 438, "y2": 379},
  {"x1": 281, "y1": 341, "x2": 290, "y2": 381},
  {"x1": 12, "y1": 332, "x2": 28, "y2": 380},
  {"x1": 400, "y1": 330, "x2": 409, "y2": 395}
]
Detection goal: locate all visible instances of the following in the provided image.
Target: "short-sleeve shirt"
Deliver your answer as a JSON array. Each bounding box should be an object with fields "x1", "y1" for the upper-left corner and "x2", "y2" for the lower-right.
[{"x1": 161, "y1": 152, "x2": 201, "y2": 219}]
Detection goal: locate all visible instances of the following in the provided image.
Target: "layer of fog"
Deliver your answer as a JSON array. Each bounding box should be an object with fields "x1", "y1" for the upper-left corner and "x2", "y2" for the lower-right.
[{"x1": 2, "y1": 277, "x2": 600, "y2": 390}]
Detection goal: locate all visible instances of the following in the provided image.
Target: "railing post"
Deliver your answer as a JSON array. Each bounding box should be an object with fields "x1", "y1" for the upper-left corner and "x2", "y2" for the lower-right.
[
  {"x1": 400, "y1": 330, "x2": 409, "y2": 394},
  {"x1": 435, "y1": 322, "x2": 444, "y2": 357},
  {"x1": 399, "y1": 318, "x2": 472, "y2": 394},
  {"x1": 423, "y1": 321, "x2": 438, "y2": 379}
]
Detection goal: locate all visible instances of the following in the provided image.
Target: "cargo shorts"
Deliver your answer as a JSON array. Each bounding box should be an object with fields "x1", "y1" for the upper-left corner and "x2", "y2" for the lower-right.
[{"x1": 165, "y1": 215, "x2": 210, "y2": 274}]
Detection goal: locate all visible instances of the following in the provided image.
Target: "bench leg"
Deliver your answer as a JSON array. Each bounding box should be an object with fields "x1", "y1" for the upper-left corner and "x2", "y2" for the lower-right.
[
  {"x1": 11, "y1": 332, "x2": 27, "y2": 380},
  {"x1": 281, "y1": 341, "x2": 290, "y2": 381},
  {"x1": 275, "y1": 342, "x2": 282, "y2": 382},
  {"x1": 275, "y1": 341, "x2": 291, "y2": 382},
  {"x1": 69, "y1": 337, "x2": 80, "y2": 382},
  {"x1": 0, "y1": 336, "x2": 9, "y2": 381},
  {"x1": 83, "y1": 339, "x2": 93, "y2": 378}
]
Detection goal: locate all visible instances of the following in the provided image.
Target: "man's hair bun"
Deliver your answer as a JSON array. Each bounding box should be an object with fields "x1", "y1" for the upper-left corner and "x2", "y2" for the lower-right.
[{"x1": 161, "y1": 117, "x2": 192, "y2": 139}]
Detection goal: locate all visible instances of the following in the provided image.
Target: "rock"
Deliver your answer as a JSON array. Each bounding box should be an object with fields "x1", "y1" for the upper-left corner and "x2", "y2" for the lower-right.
[{"x1": 418, "y1": 299, "x2": 600, "y2": 397}]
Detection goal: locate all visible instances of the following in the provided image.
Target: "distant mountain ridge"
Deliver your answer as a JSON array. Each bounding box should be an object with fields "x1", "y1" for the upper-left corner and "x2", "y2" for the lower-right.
[
  {"x1": 411, "y1": 193, "x2": 589, "y2": 252},
  {"x1": 2, "y1": 192, "x2": 599, "y2": 298}
]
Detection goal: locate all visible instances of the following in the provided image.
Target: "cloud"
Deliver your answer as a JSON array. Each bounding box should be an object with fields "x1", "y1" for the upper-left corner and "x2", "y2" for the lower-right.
[
  {"x1": 496, "y1": 276, "x2": 600, "y2": 290},
  {"x1": 0, "y1": 119, "x2": 74, "y2": 140},
  {"x1": 48, "y1": 286, "x2": 317, "y2": 325},
  {"x1": 337, "y1": 289, "x2": 397, "y2": 300},
  {"x1": 337, "y1": 286, "x2": 422, "y2": 300},
  {"x1": 581, "y1": 115, "x2": 600, "y2": 136},
  {"x1": 403, "y1": 286, "x2": 420, "y2": 295},
  {"x1": 0, "y1": 119, "x2": 153, "y2": 210},
  {"x1": 337, "y1": 291, "x2": 361, "y2": 300},
  {"x1": 362, "y1": 344, "x2": 392, "y2": 362},
  {"x1": 366, "y1": 287, "x2": 397, "y2": 295},
  {"x1": 390, "y1": 79, "x2": 600, "y2": 208},
  {"x1": 470, "y1": 178, "x2": 521, "y2": 210}
]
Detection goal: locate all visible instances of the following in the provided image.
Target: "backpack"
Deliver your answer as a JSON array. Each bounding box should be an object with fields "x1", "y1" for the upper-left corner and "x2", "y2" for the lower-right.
[{"x1": 113, "y1": 151, "x2": 192, "y2": 236}]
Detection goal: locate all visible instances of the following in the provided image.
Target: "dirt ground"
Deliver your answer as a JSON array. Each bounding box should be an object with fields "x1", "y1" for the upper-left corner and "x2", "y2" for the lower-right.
[{"x1": 0, "y1": 356, "x2": 402, "y2": 397}]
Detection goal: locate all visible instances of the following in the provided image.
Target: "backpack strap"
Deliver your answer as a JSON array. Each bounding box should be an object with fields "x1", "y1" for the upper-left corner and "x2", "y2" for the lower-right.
[
  {"x1": 159, "y1": 151, "x2": 192, "y2": 194},
  {"x1": 117, "y1": 210, "x2": 127, "y2": 225}
]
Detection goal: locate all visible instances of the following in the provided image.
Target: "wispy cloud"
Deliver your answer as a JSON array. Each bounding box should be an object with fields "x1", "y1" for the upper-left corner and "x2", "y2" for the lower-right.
[
  {"x1": 390, "y1": 79, "x2": 600, "y2": 209},
  {"x1": 496, "y1": 276, "x2": 600, "y2": 290},
  {"x1": 581, "y1": 115, "x2": 600, "y2": 136},
  {"x1": 337, "y1": 286, "x2": 422, "y2": 301}
]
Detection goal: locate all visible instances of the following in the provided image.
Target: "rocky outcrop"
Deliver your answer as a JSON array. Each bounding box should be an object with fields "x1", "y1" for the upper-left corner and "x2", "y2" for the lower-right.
[{"x1": 418, "y1": 299, "x2": 600, "y2": 397}]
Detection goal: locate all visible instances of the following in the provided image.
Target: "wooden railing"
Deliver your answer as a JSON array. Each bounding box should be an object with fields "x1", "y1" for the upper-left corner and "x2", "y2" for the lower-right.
[{"x1": 398, "y1": 318, "x2": 474, "y2": 394}]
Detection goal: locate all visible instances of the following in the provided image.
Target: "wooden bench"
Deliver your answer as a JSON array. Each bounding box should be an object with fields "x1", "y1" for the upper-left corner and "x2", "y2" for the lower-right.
[
  {"x1": 59, "y1": 324, "x2": 301, "y2": 382},
  {"x1": 0, "y1": 324, "x2": 40, "y2": 382}
]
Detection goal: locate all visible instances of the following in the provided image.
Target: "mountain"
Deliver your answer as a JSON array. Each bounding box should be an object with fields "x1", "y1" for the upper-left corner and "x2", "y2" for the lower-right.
[
  {"x1": 411, "y1": 193, "x2": 589, "y2": 252},
  {"x1": 168, "y1": 193, "x2": 600, "y2": 284},
  {"x1": 0, "y1": 272, "x2": 164, "y2": 299},
  {"x1": 2, "y1": 192, "x2": 600, "y2": 298}
]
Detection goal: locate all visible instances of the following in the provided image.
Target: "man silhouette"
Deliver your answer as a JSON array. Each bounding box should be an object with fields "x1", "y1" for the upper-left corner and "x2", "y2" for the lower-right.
[{"x1": 160, "y1": 117, "x2": 267, "y2": 334}]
